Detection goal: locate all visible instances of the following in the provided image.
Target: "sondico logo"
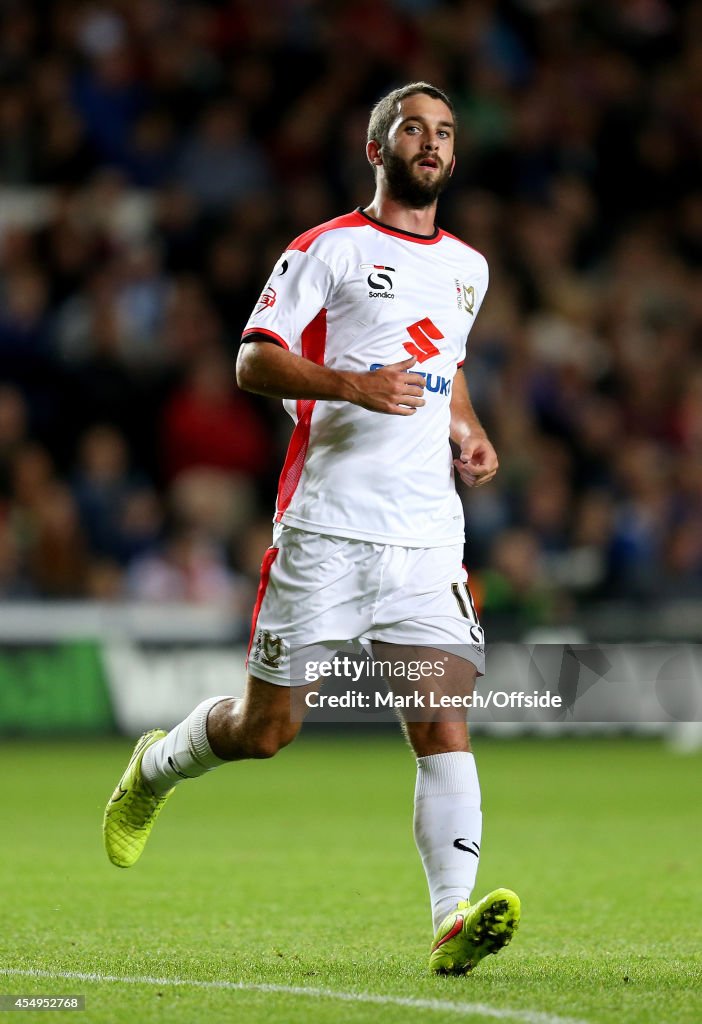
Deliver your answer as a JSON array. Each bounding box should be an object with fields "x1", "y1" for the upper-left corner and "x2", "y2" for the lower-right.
[{"x1": 361, "y1": 263, "x2": 395, "y2": 298}]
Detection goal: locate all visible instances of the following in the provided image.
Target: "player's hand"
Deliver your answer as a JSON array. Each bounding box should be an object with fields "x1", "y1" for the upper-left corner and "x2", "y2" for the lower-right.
[
  {"x1": 454, "y1": 435, "x2": 498, "y2": 487},
  {"x1": 348, "y1": 356, "x2": 426, "y2": 416}
]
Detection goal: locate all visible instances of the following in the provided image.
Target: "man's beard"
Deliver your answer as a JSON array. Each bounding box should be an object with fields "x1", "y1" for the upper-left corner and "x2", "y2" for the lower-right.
[{"x1": 381, "y1": 146, "x2": 452, "y2": 208}]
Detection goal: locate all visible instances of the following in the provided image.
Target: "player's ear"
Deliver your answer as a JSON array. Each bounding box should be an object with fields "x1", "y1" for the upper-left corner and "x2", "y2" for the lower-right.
[
  {"x1": 450, "y1": 154, "x2": 456, "y2": 177},
  {"x1": 367, "y1": 140, "x2": 383, "y2": 167}
]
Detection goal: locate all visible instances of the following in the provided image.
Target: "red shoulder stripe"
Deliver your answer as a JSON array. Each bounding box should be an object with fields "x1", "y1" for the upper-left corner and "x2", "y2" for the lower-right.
[
  {"x1": 288, "y1": 211, "x2": 366, "y2": 253},
  {"x1": 438, "y1": 228, "x2": 486, "y2": 259}
]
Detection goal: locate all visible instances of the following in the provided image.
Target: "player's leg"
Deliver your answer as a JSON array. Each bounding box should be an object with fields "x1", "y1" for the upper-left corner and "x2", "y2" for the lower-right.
[
  {"x1": 373, "y1": 644, "x2": 484, "y2": 932},
  {"x1": 146, "y1": 672, "x2": 317, "y2": 787},
  {"x1": 383, "y1": 647, "x2": 520, "y2": 975},
  {"x1": 405, "y1": 658, "x2": 480, "y2": 932},
  {"x1": 103, "y1": 674, "x2": 316, "y2": 868},
  {"x1": 103, "y1": 525, "x2": 371, "y2": 869},
  {"x1": 370, "y1": 542, "x2": 519, "y2": 973}
]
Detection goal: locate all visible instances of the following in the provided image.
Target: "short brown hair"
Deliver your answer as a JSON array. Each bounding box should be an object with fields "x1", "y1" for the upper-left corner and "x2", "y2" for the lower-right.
[{"x1": 367, "y1": 82, "x2": 456, "y2": 148}]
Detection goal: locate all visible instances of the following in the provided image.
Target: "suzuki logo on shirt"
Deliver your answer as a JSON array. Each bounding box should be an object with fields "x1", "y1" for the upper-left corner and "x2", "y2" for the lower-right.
[
  {"x1": 369, "y1": 363, "x2": 452, "y2": 396},
  {"x1": 403, "y1": 317, "x2": 444, "y2": 362}
]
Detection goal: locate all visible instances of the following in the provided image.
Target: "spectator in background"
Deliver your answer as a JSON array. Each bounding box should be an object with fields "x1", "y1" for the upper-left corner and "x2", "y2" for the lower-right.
[
  {"x1": 0, "y1": 87, "x2": 34, "y2": 184},
  {"x1": 83, "y1": 557, "x2": 125, "y2": 602},
  {"x1": 124, "y1": 109, "x2": 178, "y2": 189},
  {"x1": 6, "y1": 444, "x2": 72, "y2": 597},
  {"x1": 0, "y1": 385, "x2": 28, "y2": 501},
  {"x1": 26, "y1": 482, "x2": 88, "y2": 598},
  {"x1": 169, "y1": 467, "x2": 258, "y2": 550},
  {"x1": 0, "y1": 0, "x2": 699, "y2": 626},
  {"x1": 113, "y1": 243, "x2": 169, "y2": 365},
  {"x1": 70, "y1": 424, "x2": 158, "y2": 564},
  {"x1": 608, "y1": 440, "x2": 672, "y2": 599},
  {"x1": 160, "y1": 276, "x2": 223, "y2": 364},
  {"x1": 562, "y1": 490, "x2": 614, "y2": 599},
  {"x1": 0, "y1": 518, "x2": 29, "y2": 598},
  {"x1": 70, "y1": 38, "x2": 145, "y2": 167},
  {"x1": 176, "y1": 101, "x2": 271, "y2": 213},
  {"x1": 478, "y1": 529, "x2": 558, "y2": 635},
  {"x1": 35, "y1": 102, "x2": 99, "y2": 187},
  {"x1": 0, "y1": 266, "x2": 51, "y2": 360},
  {"x1": 151, "y1": 185, "x2": 204, "y2": 275},
  {"x1": 206, "y1": 234, "x2": 262, "y2": 344},
  {"x1": 160, "y1": 348, "x2": 272, "y2": 485},
  {"x1": 126, "y1": 527, "x2": 242, "y2": 608}
]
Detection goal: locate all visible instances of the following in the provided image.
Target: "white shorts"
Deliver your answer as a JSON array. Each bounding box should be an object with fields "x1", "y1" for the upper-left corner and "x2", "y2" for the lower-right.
[{"x1": 247, "y1": 525, "x2": 485, "y2": 686}]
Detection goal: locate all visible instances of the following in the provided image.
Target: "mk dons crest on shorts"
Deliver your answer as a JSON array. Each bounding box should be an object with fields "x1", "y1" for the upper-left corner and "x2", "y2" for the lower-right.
[{"x1": 251, "y1": 628, "x2": 286, "y2": 668}]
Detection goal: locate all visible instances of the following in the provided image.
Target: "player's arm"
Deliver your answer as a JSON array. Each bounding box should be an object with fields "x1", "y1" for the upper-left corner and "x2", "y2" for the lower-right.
[
  {"x1": 450, "y1": 368, "x2": 498, "y2": 487},
  {"x1": 237, "y1": 338, "x2": 426, "y2": 416}
]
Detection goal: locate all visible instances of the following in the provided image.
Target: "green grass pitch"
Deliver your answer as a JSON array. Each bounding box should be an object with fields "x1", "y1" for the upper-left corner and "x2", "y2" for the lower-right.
[{"x1": 1, "y1": 733, "x2": 700, "y2": 1023}]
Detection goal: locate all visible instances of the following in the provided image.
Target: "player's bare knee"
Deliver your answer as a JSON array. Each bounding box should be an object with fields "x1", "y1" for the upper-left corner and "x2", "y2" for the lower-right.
[
  {"x1": 246, "y1": 736, "x2": 279, "y2": 759},
  {"x1": 406, "y1": 720, "x2": 470, "y2": 757},
  {"x1": 246, "y1": 723, "x2": 299, "y2": 759},
  {"x1": 242, "y1": 711, "x2": 301, "y2": 757}
]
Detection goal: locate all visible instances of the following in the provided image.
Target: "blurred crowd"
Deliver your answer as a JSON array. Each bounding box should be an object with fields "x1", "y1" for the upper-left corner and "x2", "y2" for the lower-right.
[{"x1": 1, "y1": 0, "x2": 701, "y2": 632}]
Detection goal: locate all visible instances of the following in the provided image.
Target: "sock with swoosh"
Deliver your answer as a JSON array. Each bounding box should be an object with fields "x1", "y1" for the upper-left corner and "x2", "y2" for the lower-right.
[
  {"x1": 413, "y1": 751, "x2": 482, "y2": 932},
  {"x1": 141, "y1": 696, "x2": 232, "y2": 797}
]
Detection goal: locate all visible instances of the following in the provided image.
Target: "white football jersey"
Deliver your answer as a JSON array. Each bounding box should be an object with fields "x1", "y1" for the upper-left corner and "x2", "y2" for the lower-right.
[{"x1": 242, "y1": 208, "x2": 489, "y2": 547}]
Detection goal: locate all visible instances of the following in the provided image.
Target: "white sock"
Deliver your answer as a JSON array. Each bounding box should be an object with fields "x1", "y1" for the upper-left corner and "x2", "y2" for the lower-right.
[
  {"x1": 413, "y1": 751, "x2": 483, "y2": 932},
  {"x1": 141, "y1": 696, "x2": 233, "y2": 796}
]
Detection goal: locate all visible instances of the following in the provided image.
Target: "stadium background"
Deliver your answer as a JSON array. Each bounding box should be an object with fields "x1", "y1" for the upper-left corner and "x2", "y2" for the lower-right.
[
  {"x1": 1, "y1": 0, "x2": 701, "y2": 628},
  {"x1": 1, "y1": 4, "x2": 701, "y2": 1024}
]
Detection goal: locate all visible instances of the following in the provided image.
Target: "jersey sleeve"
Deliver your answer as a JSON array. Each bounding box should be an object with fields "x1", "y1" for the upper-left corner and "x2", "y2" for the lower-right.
[
  {"x1": 458, "y1": 257, "x2": 489, "y2": 367},
  {"x1": 241, "y1": 249, "x2": 334, "y2": 355}
]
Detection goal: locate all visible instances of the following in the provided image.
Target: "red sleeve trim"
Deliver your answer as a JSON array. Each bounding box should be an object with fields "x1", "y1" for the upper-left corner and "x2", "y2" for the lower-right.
[
  {"x1": 241, "y1": 327, "x2": 290, "y2": 350},
  {"x1": 457, "y1": 359, "x2": 465, "y2": 368}
]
